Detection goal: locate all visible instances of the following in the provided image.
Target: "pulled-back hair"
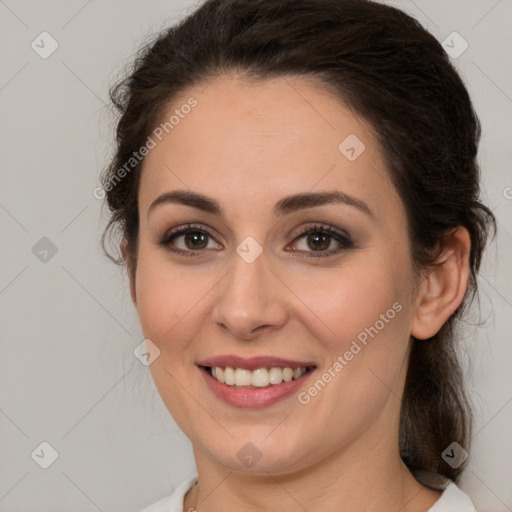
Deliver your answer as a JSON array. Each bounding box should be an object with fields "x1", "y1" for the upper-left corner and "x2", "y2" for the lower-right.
[{"x1": 100, "y1": 0, "x2": 496, "y2": 489}]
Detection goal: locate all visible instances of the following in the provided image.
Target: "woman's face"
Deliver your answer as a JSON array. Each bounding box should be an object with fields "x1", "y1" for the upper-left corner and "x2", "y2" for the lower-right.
[{"x1": 131, "y1": 73, "x2": 420, "y2": 474}]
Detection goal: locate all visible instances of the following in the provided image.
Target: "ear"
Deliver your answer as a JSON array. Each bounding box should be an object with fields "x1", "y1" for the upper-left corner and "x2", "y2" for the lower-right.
[
  {"x1": 121, "y1": 238, "x2": 137, "y2": 306},
  {"x1": 410, "y1": 226, "x2": 471, "y2": 340}
]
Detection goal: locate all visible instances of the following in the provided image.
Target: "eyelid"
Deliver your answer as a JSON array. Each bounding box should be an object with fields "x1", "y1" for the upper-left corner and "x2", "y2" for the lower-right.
[
  {"x1": 291, "y1": 223, "x2": 352, "y2": 243},
  {"x1": 286, "y1": 223, "x2": 354, "y2": 257},
  {"x1": 158, "y1": 223, "x2": 223, "y2": 252},
  {"x1": 159, "y1": 223, "x2": 220, "y2": 241},
  {"x1": 159, "y1": 222, "x2": 354, "y2": 257}
]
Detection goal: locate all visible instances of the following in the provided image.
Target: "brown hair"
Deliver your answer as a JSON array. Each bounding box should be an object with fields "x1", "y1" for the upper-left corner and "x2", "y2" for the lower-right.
[{"x1": 100, "y1": 0, "x2": 496, "y2": 489}]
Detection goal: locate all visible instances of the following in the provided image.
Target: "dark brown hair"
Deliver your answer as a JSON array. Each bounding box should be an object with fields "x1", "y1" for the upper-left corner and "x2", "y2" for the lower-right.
[{"x1": 100, "y1": 0, "x2": 496, "y2": 489}]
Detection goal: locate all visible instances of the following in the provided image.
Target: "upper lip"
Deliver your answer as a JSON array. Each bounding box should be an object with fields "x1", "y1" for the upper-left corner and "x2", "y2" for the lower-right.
[{"x1": 197, "y1": 355, "x2": 317, "y2": 371}]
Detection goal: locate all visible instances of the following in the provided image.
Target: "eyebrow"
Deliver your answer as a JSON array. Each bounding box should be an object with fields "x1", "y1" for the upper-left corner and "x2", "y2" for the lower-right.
[{"x1": 147, "y1": 189, "x2": 374, "y2": 219}]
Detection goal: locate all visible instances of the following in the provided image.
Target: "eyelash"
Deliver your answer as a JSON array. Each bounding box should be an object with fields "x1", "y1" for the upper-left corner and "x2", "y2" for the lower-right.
[
  {"x1": 158, "y1": 223, "x2": 354, "y2": 258},
  {"x1": 293, "y1": 224, "x2": 354, "y2": 257}
]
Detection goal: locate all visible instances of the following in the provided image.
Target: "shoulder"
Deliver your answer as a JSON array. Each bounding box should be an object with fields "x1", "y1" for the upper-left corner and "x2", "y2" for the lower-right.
[
  {"x1": 427, "y1": 481, "x2": 477, "y2": 512},
  {"x1": 139, "y1": 475, "x2": 198, "y2": 512}
]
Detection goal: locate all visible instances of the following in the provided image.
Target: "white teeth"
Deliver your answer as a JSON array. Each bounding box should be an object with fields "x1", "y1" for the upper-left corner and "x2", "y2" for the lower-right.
[
  {"x1": 214, "y1": 366, "x2": 225, "y2": 383},
  {"x1": 209, "y1": 366, "x2": 310, "y2": 387},
  {"x1": 251, "y1": 368, "x2": 269, "y2": 387},
  {"x1": 283, "y1": 367, "x2": 294, "y2": 382},
  {"x1": 234, "y1": 368, "x2": 252, "y2": 386},
  {"x1": 224, "y1": 367, "x2": 235, "y2": 385},
  {"x1": 268, "y1": 367, "x2": 283, "y2": 385}
]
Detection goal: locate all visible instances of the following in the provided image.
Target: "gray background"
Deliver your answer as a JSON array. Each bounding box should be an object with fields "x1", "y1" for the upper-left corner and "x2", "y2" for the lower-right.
[{"x1": 0, "y1": 0, "x2": 511, "y2": 510}]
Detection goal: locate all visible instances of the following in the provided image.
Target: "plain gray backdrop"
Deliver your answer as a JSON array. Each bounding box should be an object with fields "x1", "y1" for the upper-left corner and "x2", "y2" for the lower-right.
[{"x1": 0, "y1": 0, "x2": 511, "y2": 510}]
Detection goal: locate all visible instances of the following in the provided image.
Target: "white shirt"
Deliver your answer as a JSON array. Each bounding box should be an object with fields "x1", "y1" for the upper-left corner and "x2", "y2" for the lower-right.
[{"x1": 140, "y1": 475, "x2": 477, "y2": 512}]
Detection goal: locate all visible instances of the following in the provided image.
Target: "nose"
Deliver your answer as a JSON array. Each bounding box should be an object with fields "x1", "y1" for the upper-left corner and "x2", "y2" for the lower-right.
[{"x1": 211, "y1": 248, "x2": 288, "y2": 340}]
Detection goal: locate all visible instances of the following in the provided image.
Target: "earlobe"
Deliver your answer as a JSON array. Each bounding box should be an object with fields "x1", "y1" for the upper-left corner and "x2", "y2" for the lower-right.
[{"x1": 410, "y1": 227, "x2": 471, "y2": 340}]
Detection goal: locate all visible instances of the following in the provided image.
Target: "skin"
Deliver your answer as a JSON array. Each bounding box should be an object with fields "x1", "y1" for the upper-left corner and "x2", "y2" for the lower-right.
[{"x1": 124, "y1": 73, "x2": 471, "y2": 511}]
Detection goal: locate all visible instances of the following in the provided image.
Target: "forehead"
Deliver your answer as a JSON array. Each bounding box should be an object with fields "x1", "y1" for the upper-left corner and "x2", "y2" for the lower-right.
[{"x1": 138, "y1": 73, "x2": 399, "y2": 221}]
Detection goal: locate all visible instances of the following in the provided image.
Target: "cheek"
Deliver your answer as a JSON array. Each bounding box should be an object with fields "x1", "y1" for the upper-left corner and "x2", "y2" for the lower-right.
[
  {"x1": 134, "y1": 248, "x2": 204, "y2": 350},
  {"x1": 134, "y1": 253, "x2": 213, "y2": 428},
  {"x1": 289, "y1": 249, "x2": 414, "y2": 409},
  {"x1": 288, "y1": 251, "x2": 409, "y2": 349},
  {"x1": 289, "y1": 260, "x2": 412, "y2": 440}
]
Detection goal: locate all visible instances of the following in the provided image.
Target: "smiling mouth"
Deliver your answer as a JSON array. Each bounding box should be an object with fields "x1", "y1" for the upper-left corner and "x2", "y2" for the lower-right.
[{"x1": 200, "y1": 365, "x2": 316, "y2": 389}]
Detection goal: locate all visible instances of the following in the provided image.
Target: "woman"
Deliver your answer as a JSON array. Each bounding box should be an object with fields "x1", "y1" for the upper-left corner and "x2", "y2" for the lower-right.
[{"x1": 100, "y1": 0, "x2": 496, "y2": 510}]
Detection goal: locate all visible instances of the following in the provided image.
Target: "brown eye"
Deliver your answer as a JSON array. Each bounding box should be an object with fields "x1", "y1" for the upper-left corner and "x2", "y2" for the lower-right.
[
  {"x1": 183, "y1": 231, "x2": 209, "y2": 250},
  {"x1": 306, "y1": 233, "x2": 331, "y2": 251},
  {"x1": 159, "y1": 224, "x2": 222, "y2": 256},
  {"x1": 287, "y1": 224, "x2": 354, "y2": 258}
]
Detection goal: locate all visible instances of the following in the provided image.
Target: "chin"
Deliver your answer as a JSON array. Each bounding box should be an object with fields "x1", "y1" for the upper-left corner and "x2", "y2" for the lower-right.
[{"x1": 200, "y1": 435, "x2": 315, "y2": 476}]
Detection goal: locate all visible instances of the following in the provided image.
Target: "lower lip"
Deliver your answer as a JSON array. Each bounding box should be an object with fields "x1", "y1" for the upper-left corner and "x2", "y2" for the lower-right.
[{"x1": 198, "y1": 366, "x2": 316, "y2": 408}]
